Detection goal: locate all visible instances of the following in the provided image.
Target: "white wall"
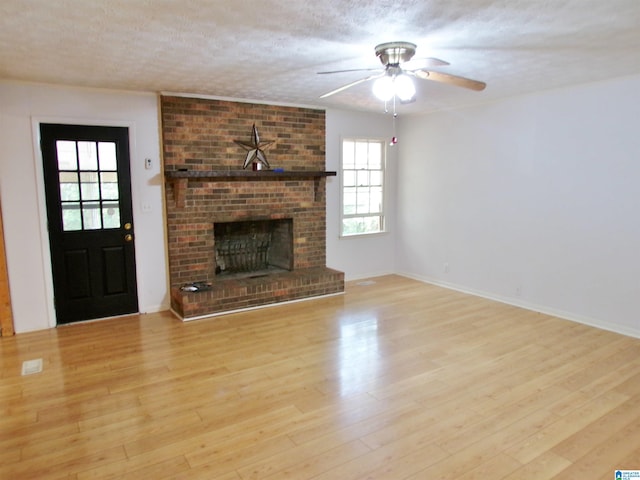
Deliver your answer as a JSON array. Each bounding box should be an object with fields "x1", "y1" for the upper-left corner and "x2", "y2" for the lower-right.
[
  {"x1": 0, "y1": 82, "x2": 169, "y2": 333},
  {"x1": 396, "y1": 75, "x2": 640, "y2": 337},
  {"x1": 325, "y1": 109, "x2": 397, "y2": 280}
]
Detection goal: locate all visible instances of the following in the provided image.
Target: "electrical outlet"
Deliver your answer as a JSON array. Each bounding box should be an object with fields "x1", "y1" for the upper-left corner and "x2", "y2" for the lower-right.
[{"x1": 145, "y1": 158, "x2": 152, "y2": 170}]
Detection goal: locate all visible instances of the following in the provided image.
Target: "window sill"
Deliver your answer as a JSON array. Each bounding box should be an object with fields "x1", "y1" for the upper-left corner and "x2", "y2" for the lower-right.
[{"x1": 339, "y1": 230, "x2": 389, "y2": 239}]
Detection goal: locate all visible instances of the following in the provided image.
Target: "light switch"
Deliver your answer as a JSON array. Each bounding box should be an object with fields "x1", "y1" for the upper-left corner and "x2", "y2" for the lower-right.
[{"x1": 145, "y1": 158, "x2": 152, "y2": 170}]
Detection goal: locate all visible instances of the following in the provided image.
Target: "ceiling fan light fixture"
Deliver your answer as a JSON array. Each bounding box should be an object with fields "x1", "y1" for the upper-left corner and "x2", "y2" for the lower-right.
[
  {"x1": 318, "y1": 41, "x2": 485, "y2": 105},
  {"x1": 372, "y1": 74, "x2": 415, "y2": 102},
  {"x1": 372, "y1": 76, "x2": 394, "y2": 101}
]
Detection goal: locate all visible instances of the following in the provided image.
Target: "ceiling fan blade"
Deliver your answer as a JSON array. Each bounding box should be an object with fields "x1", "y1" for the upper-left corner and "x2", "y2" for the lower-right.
[
  {"x1": 317, "y1": 68, "x2": 383, "y2": 75},
  {"x1": 319, "y1": 73, "x2": 384, "y2": 98},
  {"x1": 413, "y1": 69, "x2": 486, "y2": 91}
]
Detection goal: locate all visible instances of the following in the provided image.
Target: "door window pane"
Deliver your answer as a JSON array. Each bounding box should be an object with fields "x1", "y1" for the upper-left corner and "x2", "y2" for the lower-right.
[
  {"x1": 59, "y1": 172, "x2": 80, "y2": 201},
  {"x1": 56, "y1": 141, "x2": 78, "y2": 170},
  {"x1": 80, "y1": 172, "x2": 100, "y2": 200},
  {"x1": 100, "y1": 172, "x2": 119, "y2": 199},
  {"x1": 102, "y1": 201, "x2": 121, "y2": 228},
  {"x1": 61, "y1": 203, "x2": 82, "y2": 231},
  {"x1": 82, "y1": 202, "x2": 102, "y2": 230},
  {"x1": 98, "y1": 142, "x2": 117, "y2": 170},
  {"x1": 78, "y1": 141, "x2": 98, "y2": 170}
]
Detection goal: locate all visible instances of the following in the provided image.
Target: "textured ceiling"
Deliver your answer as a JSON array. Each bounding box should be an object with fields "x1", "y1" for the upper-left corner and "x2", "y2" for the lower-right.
[{"x1": 1, "y1": 0, "x2": 640, "y2": 114}]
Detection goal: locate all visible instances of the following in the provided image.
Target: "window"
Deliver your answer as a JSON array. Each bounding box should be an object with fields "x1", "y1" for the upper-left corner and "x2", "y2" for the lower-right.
[
  {"x1": 341, "y1": 138, "x2": 386, "y2": 236},
  {"x1": 56, "y1": 139, "x2": 121, "y2": 231}
]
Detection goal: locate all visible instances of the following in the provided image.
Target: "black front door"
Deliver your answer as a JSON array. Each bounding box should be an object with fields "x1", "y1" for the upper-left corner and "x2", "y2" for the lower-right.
[{"x1": 40, "y1": 124, "x2": 138, "y2": 324}]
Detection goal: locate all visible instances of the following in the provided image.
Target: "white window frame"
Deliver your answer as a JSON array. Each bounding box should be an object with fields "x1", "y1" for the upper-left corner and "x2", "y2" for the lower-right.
[{"x1": 340, "y1": 137, "x2": 387, "y2": 237}]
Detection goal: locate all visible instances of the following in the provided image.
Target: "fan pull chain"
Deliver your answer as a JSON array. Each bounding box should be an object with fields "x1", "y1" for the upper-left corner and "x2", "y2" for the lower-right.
[{"x1": 390, "y1": 97, "x2": 398, "y2": 146}]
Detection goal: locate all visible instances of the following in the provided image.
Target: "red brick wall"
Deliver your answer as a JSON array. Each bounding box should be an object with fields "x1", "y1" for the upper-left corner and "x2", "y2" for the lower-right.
[
  {"x1": 162, "y1": 96, "x2": 326, "y2": 172},
  {"x1": 160, "y1": 96, "x2": 343, "y2": 317}
]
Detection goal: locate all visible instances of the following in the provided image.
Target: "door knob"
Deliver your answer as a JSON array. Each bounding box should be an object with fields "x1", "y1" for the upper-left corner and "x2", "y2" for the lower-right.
[
  {"x1": 124, "y1": 222, "x2": 132, "y2": 230},
  {"x1": 124, "y1": 234, "x2": 133, "y2": 242}
]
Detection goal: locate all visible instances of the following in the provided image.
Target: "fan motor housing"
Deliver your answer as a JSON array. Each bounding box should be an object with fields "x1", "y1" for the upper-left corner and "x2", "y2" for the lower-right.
[{"x1": 375, "y1": 41, "x2": 417, "y2": 66}]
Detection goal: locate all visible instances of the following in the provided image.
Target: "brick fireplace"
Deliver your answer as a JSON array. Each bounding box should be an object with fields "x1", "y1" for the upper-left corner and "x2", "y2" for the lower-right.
[{"x1": 161, "y1": 96, "x2": 344, "y2": 319}]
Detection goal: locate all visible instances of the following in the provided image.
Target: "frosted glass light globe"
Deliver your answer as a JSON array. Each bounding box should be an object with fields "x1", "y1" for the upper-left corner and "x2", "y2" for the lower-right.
[
  {"x1": 372, "y1": 76, "x2": 394, "y2": 101},
  {"x1": 395, "y1": 74, "x2": 415, "y2": 101}
]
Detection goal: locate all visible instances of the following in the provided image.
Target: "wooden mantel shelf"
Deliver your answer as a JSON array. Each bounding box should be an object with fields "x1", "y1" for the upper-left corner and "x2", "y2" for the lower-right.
[
  {"x1": 165, "y1": 170, "x2": 336, "y2": 179},
  {"x1": 165, "y1": 170, "x2": 337, "y2": 207}
]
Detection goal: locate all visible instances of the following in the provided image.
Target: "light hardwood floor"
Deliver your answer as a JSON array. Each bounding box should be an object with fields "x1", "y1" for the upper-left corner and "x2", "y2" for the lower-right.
[{"x1": 1, "y1": 275, "x2": 639, "y2": 479}]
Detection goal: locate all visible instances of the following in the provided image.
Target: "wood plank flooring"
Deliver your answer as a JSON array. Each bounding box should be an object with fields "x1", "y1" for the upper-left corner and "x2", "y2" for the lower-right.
[{"x1": 1, "y1": 275, "x2": 639, "y2": 479}]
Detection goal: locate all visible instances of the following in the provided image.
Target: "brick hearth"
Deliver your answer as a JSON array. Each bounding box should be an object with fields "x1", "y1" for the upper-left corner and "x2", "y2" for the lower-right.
[{"x1": 161, "y1": 96, "x2": 344, "y2": 319}]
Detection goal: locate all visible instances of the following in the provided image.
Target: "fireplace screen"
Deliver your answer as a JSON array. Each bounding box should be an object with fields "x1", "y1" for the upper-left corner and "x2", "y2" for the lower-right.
[
  {"x1": 215, "y1": 234, "x2": 270, "y2": 272},
  {"x1": 214, "y1": 219, "x2": 293, "y2": 276}
]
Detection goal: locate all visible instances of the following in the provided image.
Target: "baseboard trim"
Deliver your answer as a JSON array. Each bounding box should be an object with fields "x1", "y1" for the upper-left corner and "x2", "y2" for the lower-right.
[
  {"x1": 343, "y1": 270, "x2": 395, "y2": 282},
  {"x1": 397, "y1": 272, "x2": 640, "y2": 340}
]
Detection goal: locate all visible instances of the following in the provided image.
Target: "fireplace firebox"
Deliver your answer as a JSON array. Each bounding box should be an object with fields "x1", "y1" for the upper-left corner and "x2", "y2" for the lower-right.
[{"x1": 214, "y1": 219, "x2": 292, "y2": 277}]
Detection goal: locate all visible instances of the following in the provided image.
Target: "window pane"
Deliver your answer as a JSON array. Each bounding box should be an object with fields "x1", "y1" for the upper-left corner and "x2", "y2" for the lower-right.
[
  {"x1": 364, "y1": 216, "x2": 382, "y2": 232},
  {"x1": 59, "y1": 172, "x2": 80, "y2": 201},
  {"x1": 370, "y1": 171, "x2": 382, "y2": 186},
  {"x1": 343, "y1": 187, "x2": 357, "y2": 215},
  {"x1": 343, "y1": 170, "x2": 356, "y2": 187},
  {"x1": 102, "y1": 201, "x2": 120, "y2": 229},
  {"x1": 343, "y1": 141, "x2": 355, "y2": 169},
  {"x1": 342, "y1": 216, "x2": 381, "y2": 235},
  {"x1": 355, "y1": 142, "x2": 368, "y2": 169},
  {"x1": 82, "y1": 202, "x2": 102, "y2": 230},
  {"x1": 342, "y1": 218, "x2": 363, "y2": 236},
  {"x1": 80, "y1": 172, "x2": 100, "y2": 200},
  {"x1": 98, "y1": 142, "x2": 117, "y2": 170},
  {"x1": 356, "y1": 170, "x2": 369, "y2": 186},
  {"x1": 356, "y1": 186, "x2": 371, "y2": 214},
  {"x1": 78, "y1": 141, "x2": 98, "y2": 170},
  {"x1": 369, "y1": 143, "x2": 382, "y2": 169},
  {"x1": 61, "y1": 202, "x2": 82, "y2": 231},
  {"x1": 370, "y1": 186, "x2": 383, "y2": 213},
  {"x1": 100, "y1": 172, "x2": 119, "y2": 200},
  {"x1": 56, "y1": 141, "x2": 77, "y2": 170}
]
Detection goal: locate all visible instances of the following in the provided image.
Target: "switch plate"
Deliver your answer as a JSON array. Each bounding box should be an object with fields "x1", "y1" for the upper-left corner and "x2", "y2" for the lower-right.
[{"x1": 145, "y1": 158, "x2": 152, "y2": 170}]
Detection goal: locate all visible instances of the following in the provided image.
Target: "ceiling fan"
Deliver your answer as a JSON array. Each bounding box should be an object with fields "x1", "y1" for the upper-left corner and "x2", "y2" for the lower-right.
[{"x1": 318, "y1": 41, "x2": 486, "y2": 101}]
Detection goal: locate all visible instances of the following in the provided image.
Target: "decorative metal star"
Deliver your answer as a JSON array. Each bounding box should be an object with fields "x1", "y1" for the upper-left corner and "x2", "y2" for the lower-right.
[{"x1": 234, "y1": 124, "x2": 274, "y2": 169}]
